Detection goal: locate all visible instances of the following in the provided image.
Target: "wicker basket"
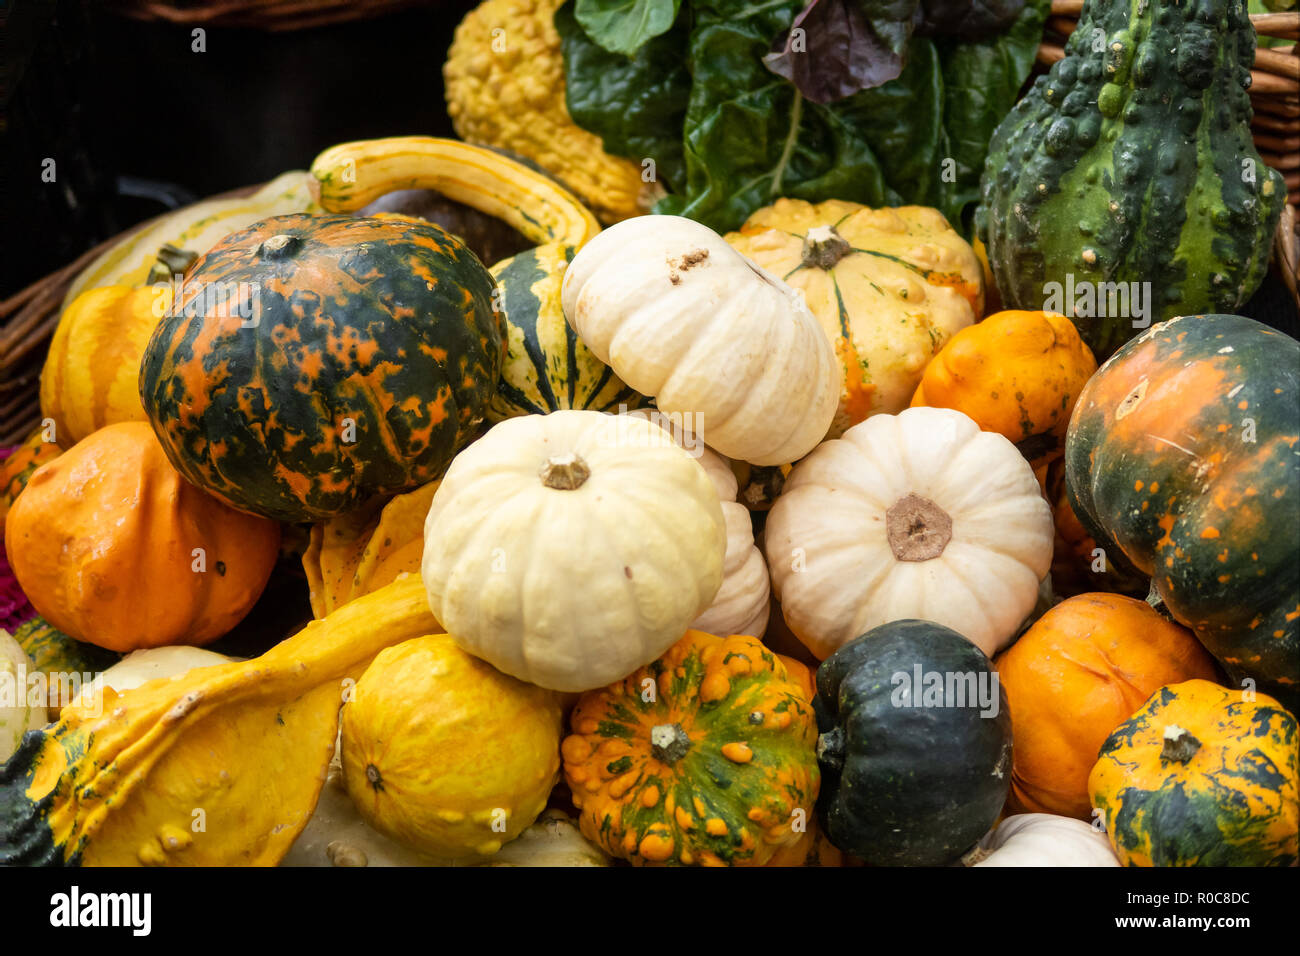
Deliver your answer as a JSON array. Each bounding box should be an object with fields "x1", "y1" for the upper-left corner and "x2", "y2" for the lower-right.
[
  {"x1": 3, "y1": 3, "x2": 1299, "y2": 448},
  {"x1": 102, "y1": 0, "x2": 441, "y2": 32}
]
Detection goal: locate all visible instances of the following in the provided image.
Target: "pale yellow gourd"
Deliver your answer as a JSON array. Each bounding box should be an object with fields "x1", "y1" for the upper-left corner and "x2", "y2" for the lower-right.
[{"x1": 421, "y1": 410, "x2": 726, "y2": 691}]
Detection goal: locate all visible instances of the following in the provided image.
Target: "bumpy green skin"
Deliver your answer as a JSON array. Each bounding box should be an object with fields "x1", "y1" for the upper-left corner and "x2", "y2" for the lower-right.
[
  {"x1": 979, "y1": 0, "x2": 1285, "y2": 357},
  {"x1": 139, "y1": 214, "x2": 504, "y2": 522},
  {"x1": 486, "y1": 243, "x2": 644, "y2": 421},
  {"x1": 814, "y1": 620, "x2": 1012, "y2": 866},
  {"x1": 0, "y1": 731, "x2": 70, "y2": 866},
  {"x1": 1065, "y1": 314, "x2": 1299, "y2": 713}
]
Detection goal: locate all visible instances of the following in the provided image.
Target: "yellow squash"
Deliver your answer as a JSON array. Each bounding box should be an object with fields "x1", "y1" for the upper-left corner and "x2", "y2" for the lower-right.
[
  {"x1": 302, "y1": 482, "x2": 440, "y2": 618},
  {"x1": 40, "y1": 285, "x2": 171, "y2": 448},
  {"x1": 0, "y1": 574, "x2": 437, "y2": 866},
  {"x1": 340, "y1": 633, "x2": 563, "y2": 859},
  {"x1": 311, "y1": 136, "x2": 601, "y2": 249}
]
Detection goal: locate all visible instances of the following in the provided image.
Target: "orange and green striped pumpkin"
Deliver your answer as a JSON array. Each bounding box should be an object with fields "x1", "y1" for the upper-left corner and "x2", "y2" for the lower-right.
[
  {"x1": 1065, "y1": 314, "x2": 1300, "y2": 713},
  {"x1": 561, "y1": 630, "x2": 819, "y2": 867},
  {"x1": 138, "y1": 213, "x2": 504, "y2": 521},
  {"x1": 0, "y1": 428, "x2": 60, "y2": 526},
  {"x1": 1089, "y1": 679, "x2": 1298, "y2": 867}
]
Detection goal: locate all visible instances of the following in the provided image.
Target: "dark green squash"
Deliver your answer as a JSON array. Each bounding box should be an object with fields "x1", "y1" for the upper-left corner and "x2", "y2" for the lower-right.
[
  {"x1": 814, "y1": 619, "x2": 1012, "y2": 865},
  {"x1": 138, "y1": 213, "x2": 504, "y2": 522},
  {"x1": 486, "y1": 241, "x2": 644, "y2": 421},
  {"x1": 978, "y1": 0, "x2": 1285, "y2": 357},
  {"x1": 1065, "y1": 314, "x2": 1299, "y2": 713}
]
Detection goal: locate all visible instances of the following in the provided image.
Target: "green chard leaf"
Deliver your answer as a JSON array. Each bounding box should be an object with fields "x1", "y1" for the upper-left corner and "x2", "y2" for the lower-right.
[
  {"x1": 557, "y1": 1, "x2": 691, "y2": 190},
  {"x1": 574, "y1": 0, "x2": 682, "y2": 55}
]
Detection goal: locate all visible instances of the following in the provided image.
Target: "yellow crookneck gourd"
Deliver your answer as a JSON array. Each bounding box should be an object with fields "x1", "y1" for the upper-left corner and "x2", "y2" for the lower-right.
[{"x1": 0, "y1": 575, "x2": 437, "y2": 866}]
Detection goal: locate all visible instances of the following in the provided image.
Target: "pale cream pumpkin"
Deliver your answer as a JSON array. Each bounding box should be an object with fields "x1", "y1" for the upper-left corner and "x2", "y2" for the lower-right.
[
  {"x1": 764, "y1": 406, "x2": 1052, "y2": 660},
  {"x1": 969, "y1": 813, "x2": 1119, "y2": 867},
  {"x1": 421, "y1": 410, "x2": 727, "y2": 691},
  {"x1": 621, "y1": 409, "x2": 770, "y2": 639},
  {"x1": 1, "y1": 629, "x2": 46, "y2": 761},
  {"x1": 725, "y1": 199, "x2": 983, "y2": 436},
  {"x1": 560, "y1": 215, "x2": 840, "y2": 465}
]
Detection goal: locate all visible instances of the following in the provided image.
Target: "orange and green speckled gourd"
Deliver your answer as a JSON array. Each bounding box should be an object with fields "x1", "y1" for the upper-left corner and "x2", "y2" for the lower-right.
[
  {"x1": 978, "y1": 0, "x2": 1284, "y2": 357},
  {"x1": 1065, "y1": 314, "x2": 1300, "y2": 714},
  {"x1": 0, "y1": 574, "x2": 438, "y2": 866},
  {"x1": 561, "y1": 630, "x2": 819, "y2": 867},
  {"x1": 1089, "y1": 679, "x2": 1298, "y2": 867}
]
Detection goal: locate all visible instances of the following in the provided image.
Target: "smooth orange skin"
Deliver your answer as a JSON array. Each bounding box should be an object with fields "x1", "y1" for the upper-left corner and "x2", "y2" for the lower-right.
[
  {"x1": 5, "y1": 421, "x2": 280, "y2": 651},
  {"x1": 912, "y1": 310, "x2": 1097, "y2": 470},
  {"x1": 994, "y1": 593, "x2": 1220, "y2": 820}
]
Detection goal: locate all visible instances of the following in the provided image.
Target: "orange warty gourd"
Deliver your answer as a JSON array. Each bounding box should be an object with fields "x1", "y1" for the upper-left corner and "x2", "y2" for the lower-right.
[
  {"x1": 911, "y1": 310, "x2": 1097, "y2": 470},
  {"x1": 4, "y1": 421, "x2": 280, "y2": 651},
  {"x1": 994, "y1": 593, "x2": 1220, "y2": 820},
  {"x1": 0, "y1": 427, "x2": 61, "y2": 526}
]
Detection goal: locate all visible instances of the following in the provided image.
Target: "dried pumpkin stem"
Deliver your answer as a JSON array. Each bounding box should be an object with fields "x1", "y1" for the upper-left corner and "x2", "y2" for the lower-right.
[
  {"x1": 816, "y1": 726, "x2": 845, "y2": 771},
  {"x1": 649, "y1": 723, "x2": 690, "y2": 764},
  {"x1": 258, "y1": 233, "x2": 302, "y2": 259},
  {"x1": 801, "y1": 225, "x2": 852, "y2": 270},
  {"x1": 885, "y1": 493, "x2": 953, "y2": 562},
  {"x1": 540, "y1": 452, "x2": 591, "y2": 490},
  {"x1": 1160, "y1": 724, "x2": 1202, "y2": 764}
]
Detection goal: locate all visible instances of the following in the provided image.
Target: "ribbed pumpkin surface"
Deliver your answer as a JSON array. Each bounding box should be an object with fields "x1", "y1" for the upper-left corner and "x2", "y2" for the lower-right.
[{"x1": 139, "y1": 213, "x2": 503, "y2": 521}]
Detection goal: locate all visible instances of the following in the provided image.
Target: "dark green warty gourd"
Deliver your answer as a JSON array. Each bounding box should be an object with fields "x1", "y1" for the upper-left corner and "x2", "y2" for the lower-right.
[{"x1": 978, "y1": 0, "x2": 1285, "y2": 358}]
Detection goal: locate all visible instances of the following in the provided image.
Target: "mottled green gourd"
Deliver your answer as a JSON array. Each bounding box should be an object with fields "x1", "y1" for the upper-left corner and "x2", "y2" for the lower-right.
[{"x1": 979, "y1": 0, "x2": 1284, "y2": 357}]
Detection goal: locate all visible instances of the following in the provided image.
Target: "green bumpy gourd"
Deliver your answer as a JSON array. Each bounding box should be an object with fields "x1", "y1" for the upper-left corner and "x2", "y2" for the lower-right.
[{"x1": 978, "y1": 0, "x2": 1285, "y2": 357}]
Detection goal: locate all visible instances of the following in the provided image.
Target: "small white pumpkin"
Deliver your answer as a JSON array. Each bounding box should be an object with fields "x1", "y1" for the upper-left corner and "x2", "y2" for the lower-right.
[
  {"x1": 622, "y1": 409, "x2": 770, "y2": 639},
  {"x1": 560, "y1": 215, "x2": 840, "y2": 465},
  {"x1": 1, "y1": 629, "x2": 45, "y2": 761},
  {"x1": 421, "y1": 410, "x2": 727, "y2": 692},
  {"x1": 85, "y1": 645, "x2": 237, "y2": 699},
  {"x1": 970, "y1": 813, "x2": 1120, "y2": 867},
  {"x1": 764, "y1": 406, "x2": 1052, "y2": 659}
]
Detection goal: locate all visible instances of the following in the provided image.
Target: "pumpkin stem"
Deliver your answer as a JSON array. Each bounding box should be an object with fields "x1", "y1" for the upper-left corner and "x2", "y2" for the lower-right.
[
  {"x1": 258, "y1": 234, "x2": 302, "y2": 260},
  {"x1": 649, "y1": 723, "x2": 690, "y2": 764},
  {"x1": 801, "y1": 225, "x2": 852, "y2": 270},
  {"x1": 147, "y1": 243, "x2": 199, "y2": 284},
  {"x1": 1160, "y1": 725, "x2": 1202, "y2": 764},
  {"x1": 815, "y1": 727, "x2": 845, "y2": 771},
  {"x1": 365, "y1": 763, "x2": 384, "y2": 791},
  {"x1": 540, "y1": 452, "x2": 591, "y2": 491},
  {"x1": 885, "y1": 493, "x2": 953, "y2": 562}
]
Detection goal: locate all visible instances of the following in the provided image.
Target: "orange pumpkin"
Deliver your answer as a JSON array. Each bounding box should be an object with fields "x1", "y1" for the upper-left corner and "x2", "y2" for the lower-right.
[
  {"x1": 40, "y1": 285, "x2": 170, "y2": 449},
  {"x1": 4, "y1": 421, "x2": 280, "y2": 651},
  {"x1": 994, "y1": 593, "x2": 1220, "y2": 820},
  {"x1": 911, "y1": 310, "x2": 1096, "y2": 470}
]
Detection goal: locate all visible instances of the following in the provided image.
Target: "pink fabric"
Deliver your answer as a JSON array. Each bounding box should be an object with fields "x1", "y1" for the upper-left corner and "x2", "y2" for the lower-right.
[{"x1": 0, "y1": 443, "x2": 36, "y2": 631}]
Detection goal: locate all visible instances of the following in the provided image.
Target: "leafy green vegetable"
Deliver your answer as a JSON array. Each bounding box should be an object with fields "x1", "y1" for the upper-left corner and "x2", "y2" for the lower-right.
[
  {"x1": 558, "y1": 0, "x2": 1049, "y2": 235},
  {"x1": 574, "y1": 0, "x2": 682, "y2": 55},
  {"x1": 558, "y1": 2, "x2": 691, "y2": 190}
]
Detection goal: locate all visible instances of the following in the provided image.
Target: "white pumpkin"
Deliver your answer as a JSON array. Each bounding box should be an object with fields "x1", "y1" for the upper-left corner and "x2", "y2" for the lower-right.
[
  {"x1": 764, "y1": 406, "x2": 1052, "y2": 659},
  {"x1": 560, "y1": 215, "x2": 840, "y2": 466},
  {"x1": 85, "y1": 645, "x2": 237, "y2": 700},
  {"x1": 971, "y1": 813, "x2": 1120, "y2": 867},
  {"x1": 622, "y1": 409, "x2": 770, "y2": 639},
  {"x1": 1, "y1": 629, "x2": 46, "y2": 761},
  {"x1": 421, "y1": 410, "x2": 727, "y2": 692}
]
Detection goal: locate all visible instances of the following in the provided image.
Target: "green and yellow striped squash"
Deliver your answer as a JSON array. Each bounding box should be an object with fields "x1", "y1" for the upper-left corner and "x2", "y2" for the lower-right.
[
  {"x1": 0, "y1": 428, "x2": 60, "y2": 526},
  {"x1": 1089, "y1": 679, "x2": 1298, "y2": 867},
  {"x1": 487, "y1": 241, "x2": 644, "y2": 421},
  {"x1": 561, "y1": 630, "x2": 819, "y2": 867},
  {"x1": 12, "y1": 616, "x2": 120, "y2": 682}
]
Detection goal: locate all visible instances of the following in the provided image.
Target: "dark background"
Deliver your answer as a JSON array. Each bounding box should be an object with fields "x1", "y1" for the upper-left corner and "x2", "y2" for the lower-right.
[{"x1": 2, "y1": 0, "x2": 479, "y2": 298}]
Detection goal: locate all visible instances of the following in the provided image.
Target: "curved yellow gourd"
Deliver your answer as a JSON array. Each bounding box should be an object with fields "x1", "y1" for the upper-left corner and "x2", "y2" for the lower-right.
[
  {"x1": 310, "y1": 136, "x2": 602, "y2": 249},
  {"x1": 0, "y1": 574, "x2": 438, "y2": 866}
]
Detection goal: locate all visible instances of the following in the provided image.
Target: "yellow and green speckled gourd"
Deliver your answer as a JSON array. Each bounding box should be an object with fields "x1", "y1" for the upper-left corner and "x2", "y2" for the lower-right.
[
  {"x1": 979, "y1": 0, "x2": 1285, "y2": 357},
  {"x1": 1089, "y1": 679, "x2": 1298, "y2": 867}
]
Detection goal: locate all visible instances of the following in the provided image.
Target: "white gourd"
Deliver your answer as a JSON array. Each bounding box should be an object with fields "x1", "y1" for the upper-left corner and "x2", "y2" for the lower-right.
[
  {"x1": 765, "y1": 406, "x2": 1053, "y2": 660},
  {"x1": 971, "y1": 813, "x2": 1120, "y2": 867},
  {"x1": 421, "y1": 410, "x2": 727, "y2": 692},
  {"x1": 1, "y1": 629, "x2": 45, "y2": 761},
  {"x1": 560, "y1": 215, "x2": 840, "y2": 465}
]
